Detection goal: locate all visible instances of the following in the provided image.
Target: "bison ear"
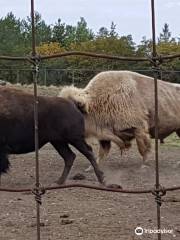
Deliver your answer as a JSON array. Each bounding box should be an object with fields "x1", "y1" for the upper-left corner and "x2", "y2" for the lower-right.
[{"x1": 76, "y1": 101, "x2": 88, "y2": 114}]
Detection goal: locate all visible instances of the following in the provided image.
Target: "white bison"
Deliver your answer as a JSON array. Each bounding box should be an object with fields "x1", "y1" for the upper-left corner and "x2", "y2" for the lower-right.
[
  {"x1": 59, "y1": 71, "x2": 152, "y2": 167},
  {"x1": 158, "y1": 82, "x2": 180, "y2": 143},
  {"x1": 59, "y1": 70, "x2": 180, "y2": 168}
]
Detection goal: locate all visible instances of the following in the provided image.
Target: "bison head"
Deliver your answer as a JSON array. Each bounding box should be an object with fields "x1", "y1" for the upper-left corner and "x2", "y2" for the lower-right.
[{"x1": 59, "y1": 85, "x2": 90, "y2": 114}]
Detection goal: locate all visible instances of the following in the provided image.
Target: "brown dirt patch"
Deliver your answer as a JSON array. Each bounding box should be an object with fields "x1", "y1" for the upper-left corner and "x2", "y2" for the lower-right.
[{"x1": 0, "y1": 141, "x2": 180, "y2": 240}]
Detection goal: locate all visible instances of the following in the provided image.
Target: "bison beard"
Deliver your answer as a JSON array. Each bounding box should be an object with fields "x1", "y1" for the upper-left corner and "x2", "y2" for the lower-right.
[{"x1": 0, "y1": 86, "x2": 104, "y2": 185}]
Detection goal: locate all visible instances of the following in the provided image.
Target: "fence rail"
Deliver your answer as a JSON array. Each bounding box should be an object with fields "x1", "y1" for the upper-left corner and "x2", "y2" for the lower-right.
[
  {"x1": 1, "y1": 183, "x2": 180, "y2": 194},
  {"x1": 1, "y1": 51, "x2": 180, "y2": 62}
]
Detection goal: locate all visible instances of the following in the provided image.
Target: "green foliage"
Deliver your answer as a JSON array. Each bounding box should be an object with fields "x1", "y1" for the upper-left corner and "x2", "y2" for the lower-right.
[
  {"x1": 75, "y1": 17, "x2": 94, "y2": 43},
  {"x1": 21, "y1": 12, "x2": 52, "y2": 48},
  {"x1": 109, "y1": 22, "x2": 118, "y2": 38},
  {"x1": 0, "y1": 12, "x2": 26, "y2": 55},
  {"x1": 158, "y1": 23, "x2": 173, "y2": 43},
  {"x1": 97, "y1": 27, "x2": 109, "y2": 38},
  {"x1": 52, "y1": 17, "x2": 93, "y2": 48},
  {"x1": 0, "y1": 12, "x2": 180, "y2": 85}
]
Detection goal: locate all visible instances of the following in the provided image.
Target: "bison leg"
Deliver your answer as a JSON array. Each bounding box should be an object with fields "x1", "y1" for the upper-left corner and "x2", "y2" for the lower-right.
[
  {"x1": 0, "y1": 148, "x2": 10, "y2": 175},
  {"x1": 97, "y1": 140, "x2": 111, "y2": 164},
  {"x1": 134, "y1": 128, "x2": 151, "y2": 163},
  {"x1": 85, "y1": 140, "x2": 111, "y2": 172},
  {"x1": 176, "y1": 129, "x2": 180, "y2": 138},
  {"x1": 51, "y1": 141, "x2": 76, "y2": 185},
  {"x1": 71, "y1": 139, "x2": 105, "y2": 185},
  {"x1": 105, "y1": 134, "x2": 125, "y2": 150}
]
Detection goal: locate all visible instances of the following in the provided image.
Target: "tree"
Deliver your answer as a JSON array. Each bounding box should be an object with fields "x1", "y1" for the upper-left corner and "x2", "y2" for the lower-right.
[
  {"x1": 75, "y1": 17, "x2": 94, "y2": 43},
  {"x1": 0, "y1": 12, "x2": 24, "y2": 55},
  {"x1": 52, "y1": 18, "x2": 66, "y2": 45},
  {"x1": 109, "y1": 21, "x2": 118, "y2": 38},
  {"x1": 136, "y1": 36, "x2": 152, "y2": 56},
  {"x1": 36, "y1": 42, "x2": 65, "y2": 55},
  {"x1": 97, "y1": 27, "x2": 109, "y2": 38},
  {"x1": 121, "y1": 35, "x2": 135, "y2": 52},
  {"x1": 21, "y1": 12, "x2": 52, "y2": 47},
  {"x1": 159, "y1": 23, "x2": 173, "y2": 43},
  {"x1": 97, "y1": 22, "x2": 118, "y2": 39},
  {"x1": 52, "y1": 17, "x2": 93, "y2": 47},
  {"x1": 63, "y1": 25, "x2": 77, "y2": 47},
  {"x1": 67, "y1": 32, "x2": 136, "y2": 72}
]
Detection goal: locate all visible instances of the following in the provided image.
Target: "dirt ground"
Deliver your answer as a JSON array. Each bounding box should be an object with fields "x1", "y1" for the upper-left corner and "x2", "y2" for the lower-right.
[
  {"x1": 0, "y1": 139, "x2": 180, "y2": 240},
  {"x1": 1, "y1": 85, "x2": 180, "y2": 240}
]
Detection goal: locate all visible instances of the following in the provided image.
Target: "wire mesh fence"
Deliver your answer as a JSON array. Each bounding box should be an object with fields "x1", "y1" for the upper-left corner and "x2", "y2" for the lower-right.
[
  {"x1": 1, "y1": 68, "x2": 180, "y2": 87},
  {"x1": 0, "y1": 0, "x2": 180, "y2": 240}
]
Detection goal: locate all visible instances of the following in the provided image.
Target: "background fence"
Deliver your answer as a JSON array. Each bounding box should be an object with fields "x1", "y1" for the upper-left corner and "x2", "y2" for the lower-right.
[{"x1": 1, "y1": 68, "x2": 180, "y2": 87}]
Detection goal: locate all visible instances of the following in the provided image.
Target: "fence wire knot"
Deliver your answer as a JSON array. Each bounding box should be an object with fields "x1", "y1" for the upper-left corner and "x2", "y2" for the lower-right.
[
  {"x1": 32, "y1": 185, "x2": 46, "y2": 205},
  {"x1": 157, "y1": 54, "x2": 163, "y2": 65},
  {"x1": 152, "y1": 185, "x2": 166, "y2": 206},
  {"x1": 31, "y1": 55, "x2": 41, "y2": 75},
  {"x1": 35, "y1": 64, "x2": 39, "y2": 74},
  {"x1": 147, "y1": 53, "x2": 163, "y2": 70}
]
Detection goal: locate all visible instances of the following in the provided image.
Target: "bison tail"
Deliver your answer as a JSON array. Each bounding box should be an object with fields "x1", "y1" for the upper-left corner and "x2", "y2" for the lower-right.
[{"x1": 0, "y1": 151, "x2": 10, "y2": 175}]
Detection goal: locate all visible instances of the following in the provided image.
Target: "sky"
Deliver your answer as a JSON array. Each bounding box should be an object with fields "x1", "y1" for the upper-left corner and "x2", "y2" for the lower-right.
[{"x1": 1, "y1": 0, "x2": 180, "y2": 44}]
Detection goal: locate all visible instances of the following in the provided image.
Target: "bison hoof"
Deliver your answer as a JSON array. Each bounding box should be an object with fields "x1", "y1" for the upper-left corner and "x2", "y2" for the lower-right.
[
  {"x1": 106, "y1": 183, "x2": 122, "y2": 189},
  {"x1": 98, "y1": 172, "x2": 105, "y2": 185},
  {"x1": 55, "y1": 178, "x2": 65, "y2": 185},
  {"x1": 72, "y1": 173, "x2": 86, "y2": 180}
]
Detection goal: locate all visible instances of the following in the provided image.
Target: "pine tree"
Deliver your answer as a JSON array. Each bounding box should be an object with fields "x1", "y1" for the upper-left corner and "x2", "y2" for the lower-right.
[{"x1": 159, "y1": 23, "x2": 171, "y2": 43}]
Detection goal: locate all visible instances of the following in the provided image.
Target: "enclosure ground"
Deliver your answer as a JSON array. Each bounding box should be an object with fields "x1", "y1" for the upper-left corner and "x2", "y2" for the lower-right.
[{"x1": 0, "y1": 139, "x2": 180, "y2": 240}]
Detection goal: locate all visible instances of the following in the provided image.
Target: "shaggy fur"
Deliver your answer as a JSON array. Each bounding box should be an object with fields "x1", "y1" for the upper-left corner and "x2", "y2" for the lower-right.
[
  {"x1": 132, "y1": 73, "x2": 180, "y2": 139},
  {"x1": 155, "y1": 82, "x2": 180, "y2": 142},
  {"x1": 59, "y1": 71, "x2": 152, "y2": 164},
  {"x1": 0, "y1": 86, "x2": 104, "y2": 184}
]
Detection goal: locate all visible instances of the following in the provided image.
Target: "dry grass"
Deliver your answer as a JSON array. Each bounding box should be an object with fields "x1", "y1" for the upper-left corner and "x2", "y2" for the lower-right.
[{"x1": 7, "y1": 83, "x2": 61, "y2": 97}]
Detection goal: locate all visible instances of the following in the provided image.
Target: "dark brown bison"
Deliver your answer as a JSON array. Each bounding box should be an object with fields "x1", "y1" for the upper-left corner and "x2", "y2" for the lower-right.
[{"x1": 0, "y1": 87, "x2": 104, "y2": 185}]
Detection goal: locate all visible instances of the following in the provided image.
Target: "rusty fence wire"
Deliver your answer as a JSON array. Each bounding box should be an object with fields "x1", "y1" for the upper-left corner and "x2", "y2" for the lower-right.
[{"x1": 0, "y1": 0, "x2": 180, "y2": 240}]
